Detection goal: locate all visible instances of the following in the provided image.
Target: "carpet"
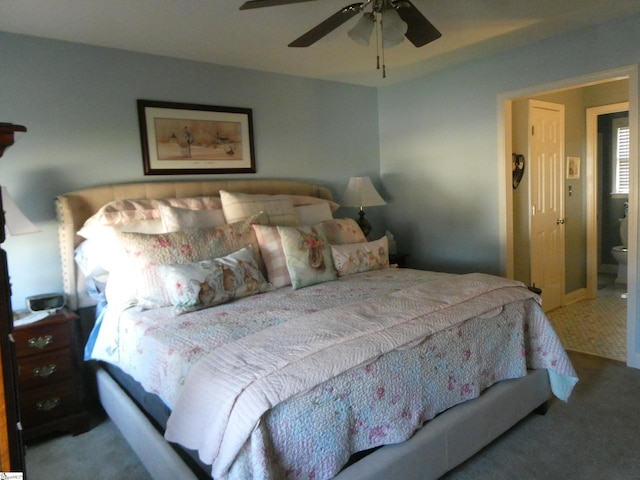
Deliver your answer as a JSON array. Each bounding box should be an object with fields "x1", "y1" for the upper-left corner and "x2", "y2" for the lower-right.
[
  {"x1": 443, "y1": 351, "x2": 640, "y2": 479},
  {"x1": 25, "y1": 352, "x2": 639, "y2": 480}
]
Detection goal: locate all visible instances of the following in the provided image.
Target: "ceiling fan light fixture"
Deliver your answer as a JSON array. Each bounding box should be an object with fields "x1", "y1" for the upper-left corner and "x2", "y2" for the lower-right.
[
  {"x1": 381, "y1": 8, "x2": 407, "y2": 48},
  {"x1": 348, "y1": 13, "x2": 375, "y2": 46}
]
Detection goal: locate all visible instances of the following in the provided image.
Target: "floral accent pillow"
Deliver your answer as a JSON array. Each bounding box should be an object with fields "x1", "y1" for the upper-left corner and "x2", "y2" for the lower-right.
[
  {"x1": 113, "y1": 212, "x2": 267, "y2": 308},
  {"x1": 314, "y1": 218, "x2": 367, "y2": 244},
  {"x1": 158, "y1": 246, "x2": 273, "y2": 315},
  {"x1": 331, "y1": 236, "x2": 390, "y2": 277},
  {"x1": 278, "y1": 225, "x2": 337, "y2": 289}
]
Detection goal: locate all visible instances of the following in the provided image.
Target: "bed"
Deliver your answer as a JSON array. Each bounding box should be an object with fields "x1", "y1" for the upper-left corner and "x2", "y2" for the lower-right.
[{"x1": 55, "y1": 179, "x2": 577, "y2": 480}]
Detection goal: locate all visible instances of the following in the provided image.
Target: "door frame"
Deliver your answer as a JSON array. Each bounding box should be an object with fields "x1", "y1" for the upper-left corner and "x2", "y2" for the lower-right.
[{"x1": 497, "y1": 65, "x2": 640, "y2": 368}]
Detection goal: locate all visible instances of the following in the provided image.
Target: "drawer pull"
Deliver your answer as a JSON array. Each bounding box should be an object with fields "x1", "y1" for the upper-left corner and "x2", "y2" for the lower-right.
[
  {"x1": 36, "y1": 397, "x2": 61, "y2": 412},
  {"x1": 28, "y1": 335, "x2": 53, "y2": 349},
  {"x1": 33, "y1": 364, "x2": 57, "y2": 378}
]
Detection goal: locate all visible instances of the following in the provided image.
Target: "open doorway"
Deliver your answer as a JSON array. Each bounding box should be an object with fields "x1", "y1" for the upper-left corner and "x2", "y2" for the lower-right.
[
  {"x1": 587, "y1": 104, "x2": 629, "y2": 295},
  {"x1": 499, "y1": 66, "x2": 639, "y2": 368}
]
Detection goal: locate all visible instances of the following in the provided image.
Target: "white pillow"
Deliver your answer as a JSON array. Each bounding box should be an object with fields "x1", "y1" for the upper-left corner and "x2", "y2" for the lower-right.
[
  {"x1": 80, "y1": 196, "x2": 223, "y2": 227},
  {"x1": 220, "y1": 190, "x2": 299, "y2": 226},
  {"x1": 294, "y1": 202, "x2": 333, "y2": 225},
  {"x1": 77, "y1": 196, "x2": 224, "y2": 239},
  {"x1": 159, "y1": 204, "x2": 226, "y2": 232},
  {"x1": 74, "y1": 240, "x2": 109, "y2": 281},
  {"x1": 78, "y1": 219, "x2": 165, "y2": 240}
]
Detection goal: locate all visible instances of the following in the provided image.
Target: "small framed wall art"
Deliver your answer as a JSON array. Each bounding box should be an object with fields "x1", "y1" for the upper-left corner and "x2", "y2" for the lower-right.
[
  {"x1": 137, "y1": 99, "x2": 256, "y2": 175},
  {"x1": 566, "y1": 156, "x2": 581, "y2": 179}
]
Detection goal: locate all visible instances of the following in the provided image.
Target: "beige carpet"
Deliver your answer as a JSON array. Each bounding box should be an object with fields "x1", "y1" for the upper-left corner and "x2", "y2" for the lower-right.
[{"x1": 546, "y1": 280, "x2": 627, "y2": 362}]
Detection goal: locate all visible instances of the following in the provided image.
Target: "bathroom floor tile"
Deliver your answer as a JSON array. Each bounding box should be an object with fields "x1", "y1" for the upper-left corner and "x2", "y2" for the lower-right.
[{"x1": 546, "y1": 278, "x2": 626, "y2": 362}]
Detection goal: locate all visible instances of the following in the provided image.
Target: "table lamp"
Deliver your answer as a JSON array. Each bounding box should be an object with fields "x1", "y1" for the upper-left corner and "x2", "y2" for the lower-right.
[{"x1": 340, "y1": 176, "x2": 386, "y2": 237}]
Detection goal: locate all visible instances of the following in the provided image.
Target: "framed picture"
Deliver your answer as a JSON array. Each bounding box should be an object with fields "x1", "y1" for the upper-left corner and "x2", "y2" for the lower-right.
[
  {"x1": 566, "y1": 156, "x2": 581, "y2": 179},
  {"x1": 137, "y1": 99, "x2": 256, "y2": 175}
]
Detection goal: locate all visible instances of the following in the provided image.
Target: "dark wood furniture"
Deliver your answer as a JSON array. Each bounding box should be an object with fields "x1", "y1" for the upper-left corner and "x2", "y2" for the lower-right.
[
  {"x1": 0, "y1": 123, "x2": 27, "y2": 471},
  {"x1": 13, "y1": 311, "x2": 89, "y2": 441},
  {"x1": 389, "y1": 252, "x2": 409, "y2": 268}
]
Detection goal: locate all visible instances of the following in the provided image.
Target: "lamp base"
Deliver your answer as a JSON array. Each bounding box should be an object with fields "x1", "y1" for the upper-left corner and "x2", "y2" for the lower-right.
[{"x1": 357, "y1": 209, "x2": 371, "y2": 238}]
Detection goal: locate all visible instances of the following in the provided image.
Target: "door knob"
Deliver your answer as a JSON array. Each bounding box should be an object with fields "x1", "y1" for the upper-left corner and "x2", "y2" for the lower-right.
[{"x1": 557, "y1": 218, "x2": 565, "y2": 225}]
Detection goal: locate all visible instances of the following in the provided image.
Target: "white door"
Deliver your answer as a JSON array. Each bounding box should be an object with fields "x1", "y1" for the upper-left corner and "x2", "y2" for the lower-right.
[{"x1": 529, "y1": 99, "x2": 565, "y2": 311}]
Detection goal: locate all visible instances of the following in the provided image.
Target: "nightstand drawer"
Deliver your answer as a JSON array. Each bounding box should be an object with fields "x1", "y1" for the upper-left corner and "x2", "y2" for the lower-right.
[
  {"x1": 13, "y1": 322, "x2": 71, "y2": 357},
  {"x1": 17, "y1": 350, "x2": 73, "y2": 389},
  {"x1": 20, "y1": 381, "x2": 81, "y2": 428}
]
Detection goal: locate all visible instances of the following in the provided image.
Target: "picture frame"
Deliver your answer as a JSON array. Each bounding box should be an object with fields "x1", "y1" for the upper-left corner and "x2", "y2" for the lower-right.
[
  {"x1": 566, "y1": 156, "x2": 581, "y2": 179},
  {"x1": 137, "y1": 99, "x2": 256, "y2": 175}
]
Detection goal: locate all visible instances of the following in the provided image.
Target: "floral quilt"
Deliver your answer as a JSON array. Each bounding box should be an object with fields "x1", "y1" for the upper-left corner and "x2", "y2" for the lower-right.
[{"x1": 87, "y1": 268, "x2": 577, "y2": 480}]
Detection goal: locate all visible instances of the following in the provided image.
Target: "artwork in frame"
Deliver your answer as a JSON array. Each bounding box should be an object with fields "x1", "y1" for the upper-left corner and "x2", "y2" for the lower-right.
[
  {"x1": 566, "y1": 156, "x2": 581, "y2": 179},
  {"x1": 137, "y1": 99, "x2": 256, "y2": 175}
]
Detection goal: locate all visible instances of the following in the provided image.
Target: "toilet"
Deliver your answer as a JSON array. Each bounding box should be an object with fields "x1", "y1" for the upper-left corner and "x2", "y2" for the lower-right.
[{"x1": 611, "y1": 216, "x2": 629, "y2": 284}]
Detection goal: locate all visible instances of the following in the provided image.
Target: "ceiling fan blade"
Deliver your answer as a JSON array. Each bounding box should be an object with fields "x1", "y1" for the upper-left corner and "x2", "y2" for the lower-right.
[
  {"x1": 288, "y1": 3, "x2": 363, "y2": 47},
  {"x1": 394, "y1": 1, "x2": 441, "y2": 47},
  {"x1": 240, "y1": 0, "x2": 320, "y2": 10}
]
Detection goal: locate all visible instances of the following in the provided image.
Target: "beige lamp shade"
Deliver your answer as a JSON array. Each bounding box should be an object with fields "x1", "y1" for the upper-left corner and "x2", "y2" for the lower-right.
[
  {"x1": 1, "y1": 186, "x2": 39, "y2": 236},
  {"x1": 340, "y1": 177, "x2": 386, "y2": 237},
  {"x1": 340, "y1": 176, "x2": 386, "y2": 208}
]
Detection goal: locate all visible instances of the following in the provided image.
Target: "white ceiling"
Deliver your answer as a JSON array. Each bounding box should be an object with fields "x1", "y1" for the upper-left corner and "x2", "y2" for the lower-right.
[{"x1": 2, "y1": 0, "x2": 640, "y2": 87}]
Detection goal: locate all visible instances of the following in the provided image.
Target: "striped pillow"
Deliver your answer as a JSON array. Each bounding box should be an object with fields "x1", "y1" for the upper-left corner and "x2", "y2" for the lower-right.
[{"x1": 253, "y1": 225, "x2": 291, "y2": 288}]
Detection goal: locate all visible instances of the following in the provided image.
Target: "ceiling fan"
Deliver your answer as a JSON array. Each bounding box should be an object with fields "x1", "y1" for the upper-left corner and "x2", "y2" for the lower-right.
[{"x1": 239, "y1": 0, "x2": 442, "y2": 49}]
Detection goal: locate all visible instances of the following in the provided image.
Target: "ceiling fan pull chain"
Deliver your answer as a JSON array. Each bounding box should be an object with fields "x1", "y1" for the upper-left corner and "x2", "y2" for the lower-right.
[
  {"x1": 380, "y1": 13, "x2": 387, "y2": 78},
  {"x1": 375, "y1": 14, "x2": 381, "y2": 72}
]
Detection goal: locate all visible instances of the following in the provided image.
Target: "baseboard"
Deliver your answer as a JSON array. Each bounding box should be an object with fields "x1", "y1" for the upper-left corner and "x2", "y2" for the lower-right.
[
  {"x1": 563, "y1": 288, "x2": 587, "y2": 306},
  {"x1": 599, "y1": 264, "x2": 617, "y2": 275}
]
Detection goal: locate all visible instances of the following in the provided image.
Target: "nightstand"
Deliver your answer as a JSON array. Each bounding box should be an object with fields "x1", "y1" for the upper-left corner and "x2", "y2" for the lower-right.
[
  {"x1": 12, "y1": 310, "x2": 89, "y2": 441},
  {"x1": 389, "y1": 253, "x2": 409, "y2": 268}
]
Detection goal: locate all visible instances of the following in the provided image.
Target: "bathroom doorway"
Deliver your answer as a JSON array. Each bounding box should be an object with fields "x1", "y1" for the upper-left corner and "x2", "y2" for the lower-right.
[
  {"x1": 500, "y1": 68, "x2": 637, "y2": 366},
  {"x1": 589, "y1": 106, "x2": 629, "y2": 292}
]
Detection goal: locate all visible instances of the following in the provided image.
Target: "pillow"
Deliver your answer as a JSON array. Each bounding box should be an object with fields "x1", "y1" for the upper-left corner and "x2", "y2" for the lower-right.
[
  {"x1": 314, "y1": 218, "x2": 367, "y2": 244},
  {"x1": 159, "y1": 204, "x2": 226, "y2": 232},
  {"x1": 294, "y1": 202, "x2": 333, "y2": 225},
  {"x1": 287, "y1": 195, "x2": 340, "y2": 212},
  {"x1": 331, "y1": 237, "x2": 390, "y2": 277},
  {"x1": 158, "y1": 246, "x2": 273, "y2": 315},
  {"x1": 253, "y1": 225, "x2": 291, "y2": 288},
  {"x1": 278, "y1": 225, "x2": 337, "y2": 289},
  {"x1": 220, "y1": 191, "x2": 299, "y2": 226},
  {"x1": 78, "y1": 218, "x2": 165, "y2": 240},
  {"x1": 74, "y1": 240, "x2": 109, "y2": 281},
  {"x1": 81, "y1": 196, "x2": 223, "y2": 227},
  {"x1": 112, "y1": 213, "x2": 267, "y2": 308},
  {"x1": 78, "y1": 196, "x2": 224, "y2": 239}
]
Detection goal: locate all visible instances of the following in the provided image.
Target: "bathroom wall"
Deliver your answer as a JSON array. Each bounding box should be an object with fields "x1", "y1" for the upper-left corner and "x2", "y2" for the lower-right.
[{"x1": 599, "y1": 111, "x2": 630, "y2": 267}]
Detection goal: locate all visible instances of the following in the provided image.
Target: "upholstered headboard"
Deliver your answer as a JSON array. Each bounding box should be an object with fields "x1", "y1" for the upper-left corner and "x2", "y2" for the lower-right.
[{"x1": 55, "y1": 179, "x2": 333, "y2": 310}]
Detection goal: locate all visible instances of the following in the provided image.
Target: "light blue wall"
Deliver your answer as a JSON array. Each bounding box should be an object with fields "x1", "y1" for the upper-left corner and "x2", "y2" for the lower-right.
[
  {"x1": 379, "y1": 13, "x2": 640, "y2": 272},
  {"x1": 0, "y1": 32, "x2": 380, "y2": 308},
  {"x1": 378, "y1": 13, "x2": 640, "y2": 363},
  {"x1": 3, "y1": 14, "x2": 640, "y2": 359}
]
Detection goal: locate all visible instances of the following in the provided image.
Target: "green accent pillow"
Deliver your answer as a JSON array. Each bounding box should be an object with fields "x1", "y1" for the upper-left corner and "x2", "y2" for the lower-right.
[{"x1": 278, "y1": 225, "x2": 337, "y2": 289}]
